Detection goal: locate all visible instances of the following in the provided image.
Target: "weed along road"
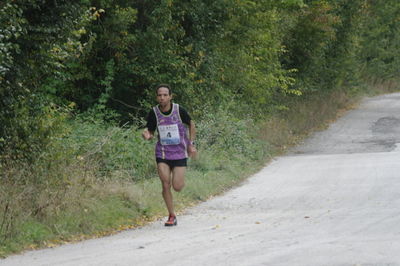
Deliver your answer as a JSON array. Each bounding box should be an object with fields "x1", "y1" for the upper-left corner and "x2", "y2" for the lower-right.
[{"x1": 2, "y1": 92, "x2": 400, "y2": 266}]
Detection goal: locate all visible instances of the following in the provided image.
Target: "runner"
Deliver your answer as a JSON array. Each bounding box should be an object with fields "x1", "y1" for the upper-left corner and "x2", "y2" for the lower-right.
[{"x1": 142, "y1": 84, "x2": 197, "y2": 226}]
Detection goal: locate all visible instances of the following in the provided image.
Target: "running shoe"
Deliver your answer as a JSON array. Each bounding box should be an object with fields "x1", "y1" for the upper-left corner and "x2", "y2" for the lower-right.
[{"x1": 165, "y1": 215, "x2": 177, "y2": 226}]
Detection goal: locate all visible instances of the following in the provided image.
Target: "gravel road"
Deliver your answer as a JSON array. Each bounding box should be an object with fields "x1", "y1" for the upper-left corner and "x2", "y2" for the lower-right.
[{"x1": 2, "y1": 92, "x2": 400, "y2": 266}]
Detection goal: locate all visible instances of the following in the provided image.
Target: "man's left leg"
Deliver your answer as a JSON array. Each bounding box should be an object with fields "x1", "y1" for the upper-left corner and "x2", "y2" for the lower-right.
[
  {"x1": 160, "y1": 166, "x2": 186, "y2": 226},
  {"x1": 172, "y1": 166, "x2": 186, "y2": 192}
]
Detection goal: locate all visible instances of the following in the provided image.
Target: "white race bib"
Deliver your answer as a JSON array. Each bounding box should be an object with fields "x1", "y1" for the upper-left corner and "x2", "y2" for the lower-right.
[{"x1": 158, "y1": 124, "x2": 180, "y2": 145}]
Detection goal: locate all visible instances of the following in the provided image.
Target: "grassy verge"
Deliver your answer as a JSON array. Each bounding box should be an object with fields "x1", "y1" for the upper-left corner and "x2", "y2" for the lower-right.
[{"x1": 1, "y1": 83, "x2": 398, "y2": 257}]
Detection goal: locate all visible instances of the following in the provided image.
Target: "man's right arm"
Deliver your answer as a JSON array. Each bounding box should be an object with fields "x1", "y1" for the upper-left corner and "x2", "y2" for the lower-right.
[
  {"x1": 142, "y1": 129, "x2": 154, "y2": 140},
  {"x1": 142, "y1": 109, "x2": 156, "y2": 140}
]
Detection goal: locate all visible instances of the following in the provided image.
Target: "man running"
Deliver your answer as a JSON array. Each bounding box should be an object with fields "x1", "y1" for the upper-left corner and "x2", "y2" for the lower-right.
[{"x1": 142, "y1": 84, "x2": 197, "y2": 226}]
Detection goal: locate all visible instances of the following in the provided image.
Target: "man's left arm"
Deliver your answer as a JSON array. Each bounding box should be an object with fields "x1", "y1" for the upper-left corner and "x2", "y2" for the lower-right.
[
  {"x1": 180, "y1": 106, "x2": 197, "y2": 158},
  {"x1": 188, "y1": 120, "x2": 197, "y2": 158},
  {"x1": 189, "y1": 120, "x2": 196, "y2": 142}
]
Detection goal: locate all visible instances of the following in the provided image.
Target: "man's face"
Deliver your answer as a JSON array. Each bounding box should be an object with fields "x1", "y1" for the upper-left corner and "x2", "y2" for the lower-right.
[{"x1": 156, "y1": 87, "x2": 172, "y2": 107}]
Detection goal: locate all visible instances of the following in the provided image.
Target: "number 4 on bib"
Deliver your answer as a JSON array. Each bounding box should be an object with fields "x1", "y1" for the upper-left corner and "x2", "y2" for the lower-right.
[{"x1": 158, "y1": 124, "x2": 181, "y2": 145}]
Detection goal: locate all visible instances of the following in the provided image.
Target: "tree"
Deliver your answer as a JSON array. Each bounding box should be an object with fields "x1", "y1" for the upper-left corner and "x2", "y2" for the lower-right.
[{"x1": 0, "y1": 0, "x2": 92, "y2": 161}]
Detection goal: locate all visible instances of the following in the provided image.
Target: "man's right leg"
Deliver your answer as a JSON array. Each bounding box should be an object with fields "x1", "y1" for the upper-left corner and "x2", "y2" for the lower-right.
[{"x1": 157, "y1": 162, "x2": 174, "y2": 216}]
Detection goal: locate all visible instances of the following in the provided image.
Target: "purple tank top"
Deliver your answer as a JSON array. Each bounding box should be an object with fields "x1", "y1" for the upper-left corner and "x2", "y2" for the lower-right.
[{"x1": 154, "y1": 103, "x2": 189, "y2": 160}]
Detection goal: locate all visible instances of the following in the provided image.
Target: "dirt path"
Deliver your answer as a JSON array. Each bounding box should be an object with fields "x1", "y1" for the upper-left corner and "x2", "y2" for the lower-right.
[{"x1": 2, "y1": 93, "x2": 400, "y2": 266}]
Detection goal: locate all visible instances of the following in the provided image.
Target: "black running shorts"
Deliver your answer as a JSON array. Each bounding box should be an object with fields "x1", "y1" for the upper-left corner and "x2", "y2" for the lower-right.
[{"x1": 156, "y1": 158, "x2": 187, "y2": 168}]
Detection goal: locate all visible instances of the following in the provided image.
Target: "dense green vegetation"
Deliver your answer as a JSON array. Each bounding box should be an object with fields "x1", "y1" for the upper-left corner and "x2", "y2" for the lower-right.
[{"x1": 1, "y1": 0, "x2": 399, "y2": 255}]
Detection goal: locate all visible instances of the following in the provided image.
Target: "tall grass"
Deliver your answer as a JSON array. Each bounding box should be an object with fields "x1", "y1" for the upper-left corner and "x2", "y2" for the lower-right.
[{"x1": 258, "y1": 88, "x2": 372, "y2": 154}]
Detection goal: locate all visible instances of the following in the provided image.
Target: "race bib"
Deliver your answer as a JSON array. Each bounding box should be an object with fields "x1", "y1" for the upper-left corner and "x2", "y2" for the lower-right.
[{"x1": 158, "y1": 124, "x2": 180, "y2": 145}]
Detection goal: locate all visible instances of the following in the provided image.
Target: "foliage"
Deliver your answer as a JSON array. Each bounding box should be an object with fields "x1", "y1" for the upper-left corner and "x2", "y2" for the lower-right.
[
  {"x1": 196, "y1": 107, "x2": 266, "y2": 162},
  {"x1": 208, "y1": 0, "x2": 299, "y2": 112},
  {"x1": 281, "y1": 1, "x2": 341, "y2": 90},
  {"x1": 359, "y1": 0, "x2": 400, "y2": 80},
  {"x1": 280, "y1": 0, "x2": 370, "y2": 92},
  {"x1": 0, "y1": 0, "x2": 94, "y2": 161},
  {"x1": 46, "y1": 0, "x2": 303, "y2": 118},
  {"x1": 2, "y1": 0, "x2": 398, "y2": 161}
]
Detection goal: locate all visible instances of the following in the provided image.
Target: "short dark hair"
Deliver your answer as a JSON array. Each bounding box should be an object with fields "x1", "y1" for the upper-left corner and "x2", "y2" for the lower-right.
[{"x1": 156, "y1": 84, "x2": 172, "y2": 95}]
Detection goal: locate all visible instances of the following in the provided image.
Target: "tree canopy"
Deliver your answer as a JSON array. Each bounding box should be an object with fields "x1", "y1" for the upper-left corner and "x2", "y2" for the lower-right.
[{"x1": 1, "y1": 0, "x2": 399, "y2": 160}]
